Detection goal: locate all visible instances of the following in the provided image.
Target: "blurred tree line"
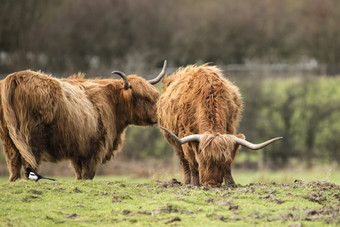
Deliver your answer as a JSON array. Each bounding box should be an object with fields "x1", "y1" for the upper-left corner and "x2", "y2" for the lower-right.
[
  {"x1": 0, "y1": 0, "x2": 340, "y2": 170},
  {"x1": 1, "y1": 0, "x2": 340, "y2": 74}
]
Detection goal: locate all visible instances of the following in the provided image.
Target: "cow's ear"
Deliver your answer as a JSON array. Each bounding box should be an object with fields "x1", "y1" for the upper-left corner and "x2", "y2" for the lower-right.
[{"x1": 235, "y1": 133, "x2": 245, "y2": 140}]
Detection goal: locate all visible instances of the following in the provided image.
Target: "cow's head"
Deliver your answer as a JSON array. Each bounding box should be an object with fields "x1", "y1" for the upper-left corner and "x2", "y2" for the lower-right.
[
  {"x1": 197, "y1": 133, "x2": 245, "y2": 187},
  {"x1": 159, "y1": 126, "x2": 282, "y2": 187},
  {"x1": 112, "y1": 61, "x2": 167, "y2": 126}
]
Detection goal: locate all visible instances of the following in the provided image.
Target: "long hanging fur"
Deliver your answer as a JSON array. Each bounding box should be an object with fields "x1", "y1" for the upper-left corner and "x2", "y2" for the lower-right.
[
  {"x1": 0, "y1": 70, "x2": 159, "y2": 180},
  {"x1": 159, "y1": 64, "x2": 242, "y2": 136},
  {"x1": 1, "y1": 74, "x2": 38, "y2": 168},
  {"x1": 158, "y1": 64, "x2": 243, "y2": 186},
  {"x1": 199, "y1": 134, "x2": 236, "y2": 165}
]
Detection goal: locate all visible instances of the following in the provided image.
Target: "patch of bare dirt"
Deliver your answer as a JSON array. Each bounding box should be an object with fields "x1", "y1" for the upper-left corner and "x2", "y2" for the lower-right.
[
  {"x1": 294, "y1": 179, "x2": 340, "y2": 190},
  {"x1": 334, "y1": 193, "x2": 340, "y2": 201},
  {"x1": 303, "y1": 191, "x2": 327, "y2": 204},
  {"x1": 165, "y1": 217, "x2": 181, "y2": 224},
  {"x1": 207, "y1": 213, "x2": 228, "y2": 222},
  {"x1": 152, "y1": 205, "x2": 177, "y2": 215},
  {"x1": 73, "y1": 187, "x2": 82, "y2": 193},
  {"x1": 260, "y1": 194, "x2": 285, "y2": 204},
  {"x1": 64, "y1": 213, "x2": 79, "y2": 219},
  {"x1": 53, "y1": 187, "x2": 65, "y2": 193},
  {"x1": 156, "y1": 178, "x2": 182, "y2": 188},
  {"x1": 205, "y1": 197, "x2": 214, "y2": 203},
  {"x1": 137, "y1": 211, "x2": 152, "y2": 215},
  {"x1": 121, "y1": 210, "x2": 132, "y2": 215},
  {"x1": 45, "y1": 216, "x2": 65, "y2": 224},
  {"x1": 112, "y1": 194, "x2": 132, "y2": 203},
  {"x1": 29, "y1": 189, "x2": 43, "y2": 195},
  {"x1": 22, "y1": 195, "x2": 39, "y2": 202},
  {"x1": 304, "y1": 205, "x2": 340, "y2": 223}
]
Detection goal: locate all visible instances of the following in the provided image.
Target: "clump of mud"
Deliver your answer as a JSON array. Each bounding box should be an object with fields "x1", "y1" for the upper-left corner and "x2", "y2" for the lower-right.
[
  {"x1": 294, "y1": 179, "x2": 340, "y2": 190},
  {"x1": 304, "y1": 204, "x2": 340, "y2": 223},
  {"x1": 156, "y1": 178, "x2": 182, "y2": 188}
]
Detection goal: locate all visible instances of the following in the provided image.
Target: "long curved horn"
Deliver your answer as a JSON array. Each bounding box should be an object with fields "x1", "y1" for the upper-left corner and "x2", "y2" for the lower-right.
[
  {"x1": 147, "y1": 60, "x2": 167, "y2": 85},
  {"x1": 112, "y1": 71, "x2": 131, "y2": 89},
  {"x1": 233, "y1": 136, "x2": 283, "y2": 150},
  {"x1": 160, "y1": 126, "x2": 283, "y2": 149},
  {"x1": 159, "y1": 126, "x2": 203, "y2": 144}
]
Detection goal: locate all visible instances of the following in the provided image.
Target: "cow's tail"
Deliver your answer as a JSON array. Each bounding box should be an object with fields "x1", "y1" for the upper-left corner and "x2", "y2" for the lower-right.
[{"x1": 1, "y1": 74, "x2": 38, "y2": 168}]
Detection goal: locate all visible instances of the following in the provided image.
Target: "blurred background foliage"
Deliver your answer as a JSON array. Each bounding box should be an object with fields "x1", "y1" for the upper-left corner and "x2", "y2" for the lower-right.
[
  {"x1": 1, "y1": 0, "x2": 340, "y2": 74},
  {"x1": 0, "y1": 0, "x2": 340, "y2": 174}
]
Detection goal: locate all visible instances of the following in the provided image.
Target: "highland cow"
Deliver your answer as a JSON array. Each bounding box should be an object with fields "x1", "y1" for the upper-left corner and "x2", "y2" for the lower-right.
[
  {"x1": 0, "y1": 61, "x2": 166, "y2": 181},
  {"x1": 157, "y1": 64, "x2": 282, "y2": 187}
]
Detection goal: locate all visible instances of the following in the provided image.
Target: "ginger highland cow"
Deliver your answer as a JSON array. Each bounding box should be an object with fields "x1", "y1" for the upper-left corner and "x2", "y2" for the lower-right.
[
  {"x1": 0, "y1": 61, "x2": 166, "y2": 181},
  {"x1": 158, "y1": 64, "x2": 281, "y2": 187}
]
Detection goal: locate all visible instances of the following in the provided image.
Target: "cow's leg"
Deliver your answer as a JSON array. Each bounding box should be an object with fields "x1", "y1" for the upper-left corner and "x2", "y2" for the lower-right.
[
  {"x1": 189, "y1": 162, "x2": 200, "y2": 186},
  {"x1": 225, "y1": 138, "x2": 243, "y2": 186},
  {"x1": 2, "y1": 139, "x2": 22, "y2": 182},
  {"x1": 80, "y1": 158, "x2": 101, "y2": 180},
  {"x1": 82, "y1": 168, "x2": 96, "y2": 180},
  {"x1": 224, "y1": 165, "x2": 235, "y2": 186},
  {"x1": 173, "y1": 145, "x2": 191, "y2": 184},
  {"x1": 182, "y1": 145, "x2": 200, "y2": 185},
  {"x1": 70, "y1": 159, "x2": 83, "y2": 180}
]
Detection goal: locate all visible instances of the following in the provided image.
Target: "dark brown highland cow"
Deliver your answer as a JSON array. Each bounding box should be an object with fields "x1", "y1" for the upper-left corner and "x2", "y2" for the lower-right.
[
  {"x1": 157, "y1": 64, "x2": 282, "y2": 187},
  {"x1": 0, "y1": 61, "x2": 166, "y2": 181}
]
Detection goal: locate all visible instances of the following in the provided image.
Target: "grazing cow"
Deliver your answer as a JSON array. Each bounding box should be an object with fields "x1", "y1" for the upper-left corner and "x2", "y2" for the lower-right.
[
  {"x1": 0, "y1": 61, "x2": 166, "y2": 181},
  {"x1": 157, "y1": 64, "x2": 282, "y2": 187}
]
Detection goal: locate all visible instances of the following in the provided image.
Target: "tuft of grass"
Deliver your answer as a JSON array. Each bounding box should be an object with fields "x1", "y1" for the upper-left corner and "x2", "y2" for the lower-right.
[{"x1": 0, "y1": 174, "x2": 339, "y2": 226}]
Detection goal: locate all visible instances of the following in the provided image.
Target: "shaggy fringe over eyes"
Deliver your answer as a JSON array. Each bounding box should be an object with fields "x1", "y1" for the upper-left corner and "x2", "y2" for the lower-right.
[{"x1": 199, "y1": 134, "x2": 235, "y2": 165}]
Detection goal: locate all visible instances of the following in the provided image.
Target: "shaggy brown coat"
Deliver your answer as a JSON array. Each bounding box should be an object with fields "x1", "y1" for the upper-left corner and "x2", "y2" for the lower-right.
[
  {"x1": 0, "y1": 70, "x2": 159, "y2": 181},
  {"x1": 158, "y1": 64, "x2": 244, "y2": 187}
]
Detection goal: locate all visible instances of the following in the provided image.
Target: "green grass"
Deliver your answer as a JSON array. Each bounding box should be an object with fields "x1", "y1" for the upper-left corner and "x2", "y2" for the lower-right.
[
  {"x1": 0, "y1": 170, "x2": 340, "y2": 226},
  {"x1": 149, "y1": 167, "x2": 340, "y2": 186},
  {"x1": 233, "y1": 168, "x2": 340, "y2": 185}
]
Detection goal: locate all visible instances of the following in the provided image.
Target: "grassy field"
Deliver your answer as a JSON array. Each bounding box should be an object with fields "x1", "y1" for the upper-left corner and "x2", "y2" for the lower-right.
[{"x1": 0, "y1": 169, "x2": 339, "y2": 226}]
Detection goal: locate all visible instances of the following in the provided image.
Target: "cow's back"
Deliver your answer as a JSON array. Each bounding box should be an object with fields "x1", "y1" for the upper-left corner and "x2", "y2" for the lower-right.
[{"x1": 158, "y1": 65, "x2": 243, "y2": 140}]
